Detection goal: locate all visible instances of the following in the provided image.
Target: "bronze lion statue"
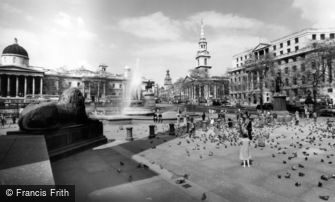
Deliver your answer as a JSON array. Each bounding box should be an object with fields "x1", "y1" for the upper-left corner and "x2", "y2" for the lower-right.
[{"x1": 19, "y1": 88, "x2": 88, "y2": 131}]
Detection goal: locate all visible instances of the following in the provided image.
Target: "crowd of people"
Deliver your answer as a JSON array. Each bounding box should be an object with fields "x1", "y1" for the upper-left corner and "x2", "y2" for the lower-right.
[{"x1": 0, "y1": 114, "x2": 17, "y2": 128}]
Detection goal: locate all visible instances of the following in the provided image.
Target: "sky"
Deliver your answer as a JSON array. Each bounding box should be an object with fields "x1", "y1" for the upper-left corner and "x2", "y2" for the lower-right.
[{"x1": 0, "y1": 0, "x2": 334, "y2": 85}]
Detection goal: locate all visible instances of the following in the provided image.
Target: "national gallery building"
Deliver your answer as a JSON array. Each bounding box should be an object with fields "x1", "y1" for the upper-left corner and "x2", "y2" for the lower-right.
[{"x1": 0, "y1": 39, "x2": 126, "y2": 104}]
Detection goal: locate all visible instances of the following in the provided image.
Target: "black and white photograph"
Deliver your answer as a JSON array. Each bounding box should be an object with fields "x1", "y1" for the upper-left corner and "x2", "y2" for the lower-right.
[{"x1": 0, "y1": 0, "x2": 335, "y2": 201}]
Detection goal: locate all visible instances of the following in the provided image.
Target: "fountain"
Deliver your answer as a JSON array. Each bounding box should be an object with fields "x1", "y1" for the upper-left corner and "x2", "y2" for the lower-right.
[{"x1": 120, "y1": 59, "x2": 155, "y2": 116}]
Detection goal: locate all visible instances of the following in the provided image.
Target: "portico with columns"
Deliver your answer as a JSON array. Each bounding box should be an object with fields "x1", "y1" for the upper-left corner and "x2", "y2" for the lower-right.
[{"x1": 0, "y1": 39, "x2": 44, "y2": 100}]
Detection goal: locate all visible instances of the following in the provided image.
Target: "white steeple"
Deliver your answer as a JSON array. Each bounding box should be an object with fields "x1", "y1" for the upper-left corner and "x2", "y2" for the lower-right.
[{"x1": 195, "y1": 19, "x2": 211, "y2": 72}]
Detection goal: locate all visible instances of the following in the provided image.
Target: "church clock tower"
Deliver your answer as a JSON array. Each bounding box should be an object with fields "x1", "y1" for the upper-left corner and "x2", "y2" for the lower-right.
[{"x1": 195, "y1": 20, "x2": 211, "y2": 72}]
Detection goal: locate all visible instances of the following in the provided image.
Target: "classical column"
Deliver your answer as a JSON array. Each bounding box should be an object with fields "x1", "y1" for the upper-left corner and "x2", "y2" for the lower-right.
[
  {"x1": 82, "y1": 80, "x2": 85, "y2": 96},
  {"x1": 24, "y1": 77, "x2": 27, "y2": 97},
  {"x1": 214, "y1": 85, "x2": 217, "y2": 98},
  {"x1": 32, "y1": 77, "x2": 35, "y2": 97},
  {"x1": 7, "y1": 76, "x2": 10, "y2": 97},
  {"x1": 40, "y1": 77, "x2": 43, "y2": 97},
  {"x1": 103, "y1": 82, "x2": 106, "y2": 98},
  {"x1": 97, "y1": 82, "x2": 100, "y2": 101},
  {"x1": 257, "y1": 71, "x2": 260, "y2": 89},
  {"x1": 56, "y1": 79, "x2": 59, "y2": 94},
  {"x1": 88, "y1": 82, "x2": 91, "y2": 99},
  {"x1": 16, "y1": 76, "x2": 19, "y2": 97}
]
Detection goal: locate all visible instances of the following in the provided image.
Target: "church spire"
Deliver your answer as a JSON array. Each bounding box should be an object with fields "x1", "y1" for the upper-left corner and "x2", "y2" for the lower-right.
[{"x1": 200, "y1": 19, "x2": 205, "y2": 39}]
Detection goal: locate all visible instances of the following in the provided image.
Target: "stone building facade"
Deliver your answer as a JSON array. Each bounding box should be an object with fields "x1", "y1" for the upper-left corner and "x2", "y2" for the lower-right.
[
  {"x1": 228, "y1": 28, "x2": 335, "y2": 106},
  {"x1": 0, "y1": 39, "x2": 126, "y2": 104}
]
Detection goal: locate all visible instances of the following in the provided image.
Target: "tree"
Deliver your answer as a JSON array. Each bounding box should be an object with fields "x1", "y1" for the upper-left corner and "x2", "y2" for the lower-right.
[{"x1": 299, "y1": 40, "x2": 335, "y2": 111}]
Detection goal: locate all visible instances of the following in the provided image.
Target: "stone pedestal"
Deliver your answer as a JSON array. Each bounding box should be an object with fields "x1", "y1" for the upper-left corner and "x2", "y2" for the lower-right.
[
  {"x1": 126, "y1": 127, "x2": 134, "y2": 141},
  {"x1": 202, "y1": 121, "x2": 207, "y2": 131},
  {"x1": 273, "y1": 95, "x2": 287, "y2": 111},
  {"x1": 143, "y1": 92, "x2": 156, "y2": 108},
  {"x1": 7, "y1": 119, "x2": 107, "y2": 160},
  {"x1": 148, "y1": 125, "x2": 156, "y2": 139}
]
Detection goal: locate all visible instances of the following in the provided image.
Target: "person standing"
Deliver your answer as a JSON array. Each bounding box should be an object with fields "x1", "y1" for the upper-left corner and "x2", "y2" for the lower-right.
[
  {"x1": 189, "y1": 118, "x2": 195, "y2": 138},
  {"x1": 245, "y1": 113, "x2": 252, "y2": 141},
  {"x1": 202, "y1": 112, "x2": 206, "y2": 121},
  {"x1": 158, "y1": 111, "x2": 163, "y2": 123},
  {"x1": 313, "y1": 111, "x2": 317, "y2": 123},
  {"x1": 239, "y1": 114, "x2": 251, "y2": 168},
  {"x1": 295, "y1": 111, "x2": 300, "y2": 125},
  {"x1": 0, "y1": 114, "x2": 4, "y2": 128},
  {"x1": 153, "y1": 110, "x2": 157, "y2": 123}
]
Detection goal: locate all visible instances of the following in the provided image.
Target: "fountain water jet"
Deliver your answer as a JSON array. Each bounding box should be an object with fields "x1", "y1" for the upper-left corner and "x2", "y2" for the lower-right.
[{"x1": 121, "y1": 59, "x2": 155, "y2": 116}]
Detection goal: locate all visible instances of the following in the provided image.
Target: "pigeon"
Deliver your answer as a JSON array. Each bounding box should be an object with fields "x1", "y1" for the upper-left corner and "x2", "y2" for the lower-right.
[
  {"x1": 128, "y1": 175, "x2": 133, "y2": 182},
  {"x1": 321, "y1": 175, "x2": 329, "y2": 181},
  {"x1": 201, "y1": 193, "x2": 207, "y2": 201},
  {"x1": 318, "y1": 182, "x2": 323, "y2": 187},
  {"x1": 298, "y1": 172, "x2": 305, "y2": 177},
  {"x1": 319, "y1": 196, "x2": 329, "y2": 201},
  {"x1": 120, "y1": 161, "x2": 124, "y2": 166},
  {"x1": 295, "y1": 182, "x2": 301, "y2": 187}
]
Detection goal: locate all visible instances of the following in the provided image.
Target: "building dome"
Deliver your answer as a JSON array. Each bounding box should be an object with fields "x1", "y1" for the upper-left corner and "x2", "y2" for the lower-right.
[
  {"x1": 1, "y1": 38, "x2": 30, "y2": 67},
  {"x1": 2, "y1": 43, "x2": 29, "y2": 58}
]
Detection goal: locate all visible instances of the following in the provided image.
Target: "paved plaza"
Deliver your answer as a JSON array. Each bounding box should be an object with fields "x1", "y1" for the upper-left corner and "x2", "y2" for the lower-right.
[{"x1": 49, "y1": 115, "x2": 335, "y2": 202}]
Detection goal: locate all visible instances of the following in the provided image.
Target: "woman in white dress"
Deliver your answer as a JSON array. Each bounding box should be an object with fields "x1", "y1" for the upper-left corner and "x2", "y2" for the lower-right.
[{"x1": 239, "y1": 114, "x2": 251, "y2": 167}]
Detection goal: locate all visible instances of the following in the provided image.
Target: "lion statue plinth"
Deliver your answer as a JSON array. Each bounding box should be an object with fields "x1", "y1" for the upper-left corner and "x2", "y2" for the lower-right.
[{"x1": 19, "y1": 88, "x2": 88, "y2": 131}]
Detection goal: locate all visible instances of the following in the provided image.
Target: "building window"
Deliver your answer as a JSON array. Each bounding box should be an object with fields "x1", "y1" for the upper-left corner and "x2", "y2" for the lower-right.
[
  {"x1": 237, "y1": 58, "x2": 239, "y2": 62},
  {"x1": 273, "y1": 45, "x2": 276, "y2": 50},
  {"x1": 292, "y1": 65, "x2": 297, "y2": 72},
  {"x1": 328, "y1": 88, "x2": 333, "y2": 93},
  {"x1": 68, "y1": 82, "x2": 72, "y2": 86},
  {"x1": 237, "y1": 64, "x2": 239, "y2": 67},
  {"x1": 280, "y1": 50, "x2": 283, "y2": 55},
  {"x1": 312, "y1": 34, "x2": 316, "y2": 40},
  {"x1": 311, "y1": 61, "x2": 316, "y2": 69},
  {"x1": 285, "y1": 67, "x2": 289, "y2": 74},
  {"x1": 330, "y1": 33, "x2": 335, "y2": 39},
  {"x1": 112, "y1": 83, "x2": 115, "y2": 88},
  {"x1": 280, "y1": 43, "x2": 283, "y2": 48},
  {"x1": 321, "y1": 34, "x2": 325, "y2": 40},
  {"x1": 245, "y1": 55, "x2": 247, "y2": 59},
  {"x1": 295, "y1": 38, "x2": 299, "y2": 43},
  {"x1": 204, "y1": 58, "x2": 207, "y2": 65},
  {"x1": 285, "y1": 78, "x2": 289, "y2": 86},
  {"x1": 273, "y1": 53, "x2": 276, "y2": 57},
  {"x1": 295, "y1": 46, "x2": 299, "y2": 51},
  {"x1": 287, "y1": 48, "x2": 291, "y2": 53},
  {"x1": 287, "y1": 40, "x2": 290, "y2": 46},
  {"x1": 77, "y1": 82, "x2": 80, "y2": 87},
  {"x1": 301, "y1": 64, "x2": 305, "y2": 71}
]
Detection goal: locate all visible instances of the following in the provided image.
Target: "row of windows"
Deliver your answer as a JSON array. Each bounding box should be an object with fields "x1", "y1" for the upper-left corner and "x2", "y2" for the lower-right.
[
  {"x1": 312, "y1": 33, "x2": 335, "y2": 40},
  {"x1": 67, "y1": 82, "x2": 122, "y2": 88},
  {"x1": 273, "y1": 37, "x2": 299, "y2": 51}
]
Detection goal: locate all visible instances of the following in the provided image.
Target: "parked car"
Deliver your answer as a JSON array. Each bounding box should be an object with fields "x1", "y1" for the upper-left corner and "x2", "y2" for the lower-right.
[{"x1": 256, "y1": 103, "x2": 273, "y2": 110}]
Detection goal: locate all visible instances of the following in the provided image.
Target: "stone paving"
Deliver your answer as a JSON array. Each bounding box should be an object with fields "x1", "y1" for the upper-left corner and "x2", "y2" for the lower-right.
[
  {"x1": 3, "y1": 113, "x2": 335, "y2": 202},
  {"x1": 50, "y1": 116, "x2": 335, "y2": 202}
]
